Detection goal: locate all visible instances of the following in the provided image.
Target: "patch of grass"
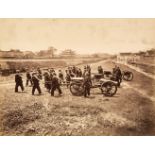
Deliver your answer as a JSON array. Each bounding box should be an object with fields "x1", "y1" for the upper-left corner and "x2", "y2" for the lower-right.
[{"x1": 2, "y1": 103, "x2": 44, "y2": 131}]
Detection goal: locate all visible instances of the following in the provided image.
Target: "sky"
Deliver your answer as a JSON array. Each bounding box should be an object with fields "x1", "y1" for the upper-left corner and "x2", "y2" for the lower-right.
[{"x1": 0, "y1": 18, "x2": 155, "y2": 54}]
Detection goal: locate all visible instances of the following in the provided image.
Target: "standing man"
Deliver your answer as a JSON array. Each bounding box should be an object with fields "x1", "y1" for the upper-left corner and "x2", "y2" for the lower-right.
[
  {"x1": 51, "y1": 73, "x2": 62, "y2": 96},
  {"x1": 37, "y1": 67, "x2": 42, "y2": 79},
  {"x1": 49, "y1": 69, "x2": 53, "y2": 80},
  {"x1": 15, "y1": 70, "x2": 24, "y2": 92},
  {"x1": 58, "y1": 70, "x2": 64, "y2": 82},
  {"x1": 115, "y1": 66, "x2": 122, "y2": 87},
  {"x1": 78, "y1": 68, "x2": 82, "y2": 77},
  {"x1": 31, "y1": 72, "x2": 42, "y2": 95},
  {"x1": 112, "y1": 65, "x2": 117, "y2": 75},
  {"x1": 26, "y1": 70, "x2": 32, "y2": 86},
  {"x1": 98, "y1": 66, "x2": 104, "y2": 75},
  {"x1": 44, "y1": 71, "x2": 51, "y2": 92},
  {"x1": 65, "y1": 70, "x2": 71, "y2": 88},
  {"x1": 83, "y1": 72, "x2": 92, "y2": 98}
]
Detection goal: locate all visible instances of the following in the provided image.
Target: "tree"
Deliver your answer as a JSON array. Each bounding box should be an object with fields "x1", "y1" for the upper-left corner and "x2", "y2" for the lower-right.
[
  {"x1": 24, "y1": 51, "x2": 36, "y2": 58},
  {"x1": 146, "y1": 49, "x2": 155, "y2": 56}
]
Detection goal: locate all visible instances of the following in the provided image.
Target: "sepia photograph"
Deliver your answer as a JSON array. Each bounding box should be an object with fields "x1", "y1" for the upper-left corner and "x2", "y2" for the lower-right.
[{"x1": 0, "y1": 18, "x2": 155, "y2": 136}]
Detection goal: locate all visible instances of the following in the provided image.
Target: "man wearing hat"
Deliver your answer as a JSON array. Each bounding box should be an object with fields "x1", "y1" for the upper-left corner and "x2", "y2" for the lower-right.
[
  {"x1": 51, "y1": 73, "x2": 62, "y2": 96},
  {"x1": 31, "y1": 72, "x2": 42, "y2": 95},
  {"x1": 115, "y1": 66, "x2": 122, "y2": 87},
  {"x1": 83, "y1": 72, "x2": 92, "y2": 97},
  {"x1": 15, "y1": 70, "x2": 24, "y2": 92},
  {"x1": 65, "y1": 70, "x2": 71, "y2": 88},
  {"x1": 44, "y1": 71, "x2": 51, "y2": 92},
  {"x1": 26, "y1": 70, "x2": 32, "y2": 86},
  {"x1": 98, "y1": 66, "x2": 104, "y2": 75},
  {"x1": 58, "y1": 69, "x2": 64, "y2": 82}
]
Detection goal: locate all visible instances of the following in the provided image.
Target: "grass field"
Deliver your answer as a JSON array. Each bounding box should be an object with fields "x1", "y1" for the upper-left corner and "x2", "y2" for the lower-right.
[{"x1": 0, "y1": 60, "x2": 155, "y2": 136}]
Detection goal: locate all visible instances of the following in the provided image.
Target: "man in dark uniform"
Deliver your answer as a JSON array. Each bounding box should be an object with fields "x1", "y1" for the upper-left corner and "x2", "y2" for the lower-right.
[
  {"x1": 37, "y1": 67, "x2": 42, "y2": 79},
  {"x1": 32, "y1": 72, "x2": 42, "y2": 95},
  {"x1": 87, "y1": 65, "x2": 91, "y2": 76},
  {"x1": 15, "y1": 70, "x2": 24, "y2": 92},
  {"x1": 58, "y1": 70, "x2": 64, "y2": 81},
  {"x1": 49, "y1": 69, "x2": 53, "y2": 80},
  {"x1": 72, "y1": 66, "x2": 76, "y2": 74},
  {"x1": 115, "y1": 66, "x2": 122, "y2": 87},
  {"x1": 83, "y1": 72, "x2": 92, "y2": 97},
  {"x1": 112, "y1": 65, "x2": 117, "y2": 75},
  {"x1": 26, "y1": 70, "x2": 32, "y2": 86},
  {"x1": 78, "y1": 68, "x2": 82, "y2": 77},
  {"x1": 44, "y1": 71, "x2": 51, "y2": 92},
  {"x1": 98, "y1": 66, "x2": 104, "y2": 75},
  {"x1": 51, "y1": 73, "x2": 62, "y2": 96},
  {"x1": 65, "y1": 70, "x2": 71, "y2": 88}
]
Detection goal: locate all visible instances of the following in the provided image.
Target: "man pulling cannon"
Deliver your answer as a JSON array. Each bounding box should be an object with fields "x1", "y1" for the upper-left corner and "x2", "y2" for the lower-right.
[
  {"x1": 15, "y1": 70, "x2": 24, "y2": 92},
  {"x1": 51, "y1": 73, "x2": 62, "y2": 96},
  {"x1": 32, "y1": 72, "x2": 42, "y2": 95}
]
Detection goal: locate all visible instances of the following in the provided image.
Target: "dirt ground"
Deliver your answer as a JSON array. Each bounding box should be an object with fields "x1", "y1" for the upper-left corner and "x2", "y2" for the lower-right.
[{"x1": 0, "y1": 60, "x2": 155, "y2": 136}]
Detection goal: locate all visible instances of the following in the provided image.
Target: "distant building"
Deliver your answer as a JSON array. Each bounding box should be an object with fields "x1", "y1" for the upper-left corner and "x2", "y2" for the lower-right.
[
  {"x1": 60, "y1": 49, "x2": 76, "y2": 58},
  {"x1": 117, "y1": 52, "x2": 138, "y2": 64},
  {"x1": 117, "y1": 49, "x2": 155, "y2": 64},
  {"x1": 37, "y1": 47, "x2": 57, "y2": 58}
]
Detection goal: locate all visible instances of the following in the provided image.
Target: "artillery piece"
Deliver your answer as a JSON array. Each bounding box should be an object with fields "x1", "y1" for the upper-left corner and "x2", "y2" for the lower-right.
[{"x1": 70, "y1": 74, "x2": 118, "y2": 97}]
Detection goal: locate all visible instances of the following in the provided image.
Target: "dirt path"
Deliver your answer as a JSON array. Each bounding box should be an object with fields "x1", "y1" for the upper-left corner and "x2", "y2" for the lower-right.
[
  {"x1": 115, "y1": 61, "x2": 155, "y2": 80},
  {"x1": 123, "y1": 82, "x2": 155, "y2": 102}
]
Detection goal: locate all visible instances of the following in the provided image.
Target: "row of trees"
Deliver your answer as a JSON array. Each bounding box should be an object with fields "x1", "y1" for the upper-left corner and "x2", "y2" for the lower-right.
[{"x1": 0, "y1": 47, "x2": 77, "y2": 59}]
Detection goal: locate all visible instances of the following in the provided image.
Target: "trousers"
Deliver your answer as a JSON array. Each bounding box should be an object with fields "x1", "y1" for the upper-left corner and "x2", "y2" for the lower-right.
[
  {"x1": 32, "y1": 85, "x2": 41, "y2": 95},
  {"x1": 15, "y1": 83, "x2": 24, "y2": 92},
  {"x1": 51, "y1": 85, "x2": 62, "y2": 96}
]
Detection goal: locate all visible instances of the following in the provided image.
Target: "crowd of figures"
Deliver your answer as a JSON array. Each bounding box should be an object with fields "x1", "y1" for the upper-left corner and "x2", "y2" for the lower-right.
[{"x1": 15, "y1": 64, "x2": 122, "y2": 98}]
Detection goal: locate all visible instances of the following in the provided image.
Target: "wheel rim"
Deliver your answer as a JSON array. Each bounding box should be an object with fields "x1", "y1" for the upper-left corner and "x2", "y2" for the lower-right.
[
  {"x1": 123, "y1": 73, "x2": 133, "y2": 81},
  {"x1": 101, "y1": 83, "x2": 117, "y2": 96}
]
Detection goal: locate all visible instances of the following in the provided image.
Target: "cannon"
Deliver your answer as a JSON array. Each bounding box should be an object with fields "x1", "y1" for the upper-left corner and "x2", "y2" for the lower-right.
[
  {"x1": 70, "y1": 74, "x2": 118, "y2": 97},
  {"x1": 104, "y1": 70, "x2": 134, "y2": 81}
]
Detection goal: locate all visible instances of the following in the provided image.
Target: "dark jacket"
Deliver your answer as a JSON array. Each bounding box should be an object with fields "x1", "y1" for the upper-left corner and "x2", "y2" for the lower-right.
[
  {"x1": 59, "y1": 72, "x2": 64, "y2": 80},
  {"x1": 26, "y1": 72, "x2": 31, "y2": 79},
  {"x1": 66, "y1": 73, "x2": 71, "y2": 81},
  {"x1": 52, "y1": 76, "x2": 60, "y2": 86},
  {"x1": 83, "y1": 76, "x2": 92, "y2": 87},
  {"x1": 32, "y1": 76, "x2": 40, "y2": 86},
  {"x1": 44, "y1": 74, "x2": 51, "y2": 83},
  {"x1": 15, "y1": 74, "x2": 23, "y2": 84},
  {"x1": 98, "y1": 68, "x2": 103, "y2": 74},
  {"x1": 116, "y1": 68, "x2": 122, "y2": 78}
]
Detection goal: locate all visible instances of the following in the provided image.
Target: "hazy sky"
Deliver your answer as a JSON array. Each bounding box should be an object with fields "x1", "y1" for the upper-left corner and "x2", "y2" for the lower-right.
[{"x1": 0, "y1": 19, "x2": 155, "y2": 54}]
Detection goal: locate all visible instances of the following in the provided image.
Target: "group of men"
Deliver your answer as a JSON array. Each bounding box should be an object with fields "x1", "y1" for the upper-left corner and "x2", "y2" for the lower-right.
[
  {"x1": 14, "y1": 65, "x2": 92, "y2": 97},
  {"x1": 14, "y1": 64, "x2": 122, "y2": 98},
  {"x1": 15, "y1": 68, "x2": 42, "y2": 95}
]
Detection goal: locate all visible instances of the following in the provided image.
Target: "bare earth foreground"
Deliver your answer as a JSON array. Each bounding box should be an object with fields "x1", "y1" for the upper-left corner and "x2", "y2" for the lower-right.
[{"x1": 0, "y1": 60, "x2": 155, "y2": 136}]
